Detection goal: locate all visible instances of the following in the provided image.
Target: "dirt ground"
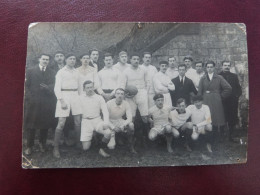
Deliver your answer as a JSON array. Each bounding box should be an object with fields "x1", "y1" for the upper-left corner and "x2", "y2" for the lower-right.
[{"x1": 22, "y1": 128, "x2": 247, "y2": 169}]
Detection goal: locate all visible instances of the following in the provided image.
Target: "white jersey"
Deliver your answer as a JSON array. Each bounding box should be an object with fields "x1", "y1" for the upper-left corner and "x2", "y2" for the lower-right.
[
  {"x1": 153, "y1": 71, "x2": 175, "y2": 94},
  {"x1": 140, "y1": 64, "x2": 158, "y2": 94},
  {"x1": 98, "y1": 66, "x2": 122, "y2": 91},
  {"x1": 166, "y1": 67, "x2": 179, "y2": 80},
  {"x1": 149, "y1": 105, "x2": 171, "y2": 127},
  {"x1": 193, "y1": 71, "x2": 205, "y2": 90},
  {"x1": 185, "y1": 67, "x2": 197, "y2": 86},
  {"x1": 186, "y1": 104, "x2": 211, "y2": 127},
  {"x1": 169, "y1": 109, "x2": 191, "y2": 129},
  {"x1": 113, "y1": 62, "x2": 131, "y2": 72}
]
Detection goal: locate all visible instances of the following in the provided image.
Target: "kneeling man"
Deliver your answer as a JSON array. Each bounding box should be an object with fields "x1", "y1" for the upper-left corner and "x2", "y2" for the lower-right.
[
  {"x1": 148, "y1": 94, "x2": 178, "y2": 153},
  {"x1": 186, "y1": 95, "x2": 213, "y2": 152},
  {"x1": 107, "y1": 88, "x2": 136, "y2": 153},
  {"x1": 80, "y1": 80, "x2": 114, "y2": 157}
]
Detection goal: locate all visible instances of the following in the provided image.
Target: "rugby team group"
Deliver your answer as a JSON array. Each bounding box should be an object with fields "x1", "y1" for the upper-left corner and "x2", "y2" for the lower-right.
[{"x1": 24, "y1": 49, "x2": 242, "y2": 159}]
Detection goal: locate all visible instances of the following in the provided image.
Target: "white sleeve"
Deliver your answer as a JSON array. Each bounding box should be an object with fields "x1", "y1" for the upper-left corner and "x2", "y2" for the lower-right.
[
  {"x1": 197, "y1": 106, "x2": 212, "y2": 127},
  {"x1": 153, "y1": 75, "x2": 168, "y2": 93},
  {"x1": 100, "y1": 96, "x2": 109, "y2": 123},
  {"x1": 54, "y1": 70, "x2": 62, "y2": 100}
]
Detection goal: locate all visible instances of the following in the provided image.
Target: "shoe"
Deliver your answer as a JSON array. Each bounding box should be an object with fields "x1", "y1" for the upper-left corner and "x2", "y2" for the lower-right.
[
  {"x1": 39, "y1": 143, "x2": 45, "y2": 153},
  {"x1": 53, "y1": 148, "x2": 61, "y2": 158},
  {"x1": 206, "y1": 143, "x2": 213, "y2": 153},
  {"x1": 99, "y1": 148, "x2": 110, "y2": 158},
  {"x1": 25, "y1": 147, "x2": 32, "y2": 155}
]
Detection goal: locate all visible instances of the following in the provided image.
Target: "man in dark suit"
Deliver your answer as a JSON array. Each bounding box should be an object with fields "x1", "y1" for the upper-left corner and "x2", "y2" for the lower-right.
[
  {"x1": 219, "y1": 61, "x2": 242, "y2": 142},
  {"x1": 170, "y1": 64, "x2": 197, "y2": 106},
  {"x1": 24, "y1": 54, "x2": 56, "y2": 155}
]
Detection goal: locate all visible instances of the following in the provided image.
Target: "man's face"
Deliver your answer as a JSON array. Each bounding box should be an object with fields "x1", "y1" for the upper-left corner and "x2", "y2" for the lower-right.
[
  {"x1": 84, "y1": 83, "x2": 94, "y2": 95},
  {"x1": 168, "y1": 57, "x2": 177, "y2": 68},
  {"x1": 184, "y1": 59, "x2": 192, "y2": 68},
  {"x1": 130, "y1": 56, "x2": 140, "y2": 68},
  {"x1": 143, "y1": 54, "x2": 151, "y2": 65},
  {"x1": 177, "y1": 102, "x2": 186, "y2": 113},
  {"x1": 115, "y1": 90, "x2": 125, "y2": 102},
  {"x1": 194, "y1": 100, "x2": 203, "y2": 109},
  {"x1": 206, "y1": 64, "x2": 215, "y2": 74},
  {"x1": 81, "y1": 55, "x2": 90, "y2": 65},
  {"x1": 222, "y1": 62, "x2": 231, "y2": 72},
  {"x1": 66, "y1": 56, "x2": 76, "y2": 68},
  {"x1": 54, "y1": 53, "x2": 65, "y2": 64},
  {"x1": 39, "y1": 55, "x2": 50, "y2": 67},
  {"x1": 178, "y1": 66, "x2": 186, "y2": 77},
  {"x1": 195, "y1": 63, "x2": 203, "y2": 73},
  {"x1": 90, "y1": 51, "x2": 99, "y2": 62},
  {"x1": 155, "y1": 98, "x2": 164, "y2": 109},
  {"x1": 104, "y1": 56, "x2": 113, "y2": 68},
  {"x1": 160, "y1": 63, "x2": 169, "y2": 73},
  {"x1": 119, "y1": 54, "x2": 128, "y2": 64}
]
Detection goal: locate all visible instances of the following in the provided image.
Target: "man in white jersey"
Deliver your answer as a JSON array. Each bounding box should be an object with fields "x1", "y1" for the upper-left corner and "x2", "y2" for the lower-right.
[
  {"x1": 148, "y1": 94, "x2": 179, "y2": 153},
  {"x1": 186, "y1": 95, "x2": 213, "y2": 153},
  {"x1": 169, "y1": 98, "x2": 193, "y2": 151},
  {"x1": 80, "y1": 80, "x2": 115, "y2": 157},
  {"x1": 183, "y1": 56, "x2": 197, "y2": 85},
  {"x1": 107, "y1": 88, "x2": 136, "y2": 153},
  {"x1": 98, "y1": 53, "x2": 122, "y2": 101},
  {"x1": 193, "y1": 61, "x2": 205, "y2": 90},
  {"x1": 114, "y1": 51, "x2": 131, "y2": 72},
  {"x1": 122, "y1": 53, "x2": 150, "y2": 146},
  {"x1": 166, "y1": 56, "x2": 179, "y2": 79},
  {"x1": 140, "y1": 52, "x2": 158, "y2": 108},
  {"x1": 153, "y1": 61, "x2": 175, "y2": 107},
  {"x1": 53, "y1": 53, "x2": 82, "y2": 158}
]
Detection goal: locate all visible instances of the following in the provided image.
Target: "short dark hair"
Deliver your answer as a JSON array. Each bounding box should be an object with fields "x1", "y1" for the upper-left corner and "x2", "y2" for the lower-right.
[
  {"x1": 119, "y1": 51, "x2": 127, "y2": 56},
  {"x1": 205, "y1": 60, "x2": 216, "y2": 67},
  {"x1": 54, "y1": 51, "x2": 65, "y2": 57},
  {"x1": 159, "y1": 61, "x2": 169, "y2": 66},
  {"x1": 168, "y1": 56, "x2": 176, "y2": 60},
  {"x1": 183, "y1": 56, "x2": 193, "y2": 62},
  {"x1": 221, "y1": 60, "x2": 231, "y2": 66},
  {"x1": 65, "y1": 53, "x2": 76, "y2": 60},
  {"x1": 89, "y1": 48, "x2": 99, "y2": 55},
  {"x1": 80, "y1": 53, "x2": 90, "y2": 59},
  {"x1": 195, "y1": 61, "x2": 204, "y2": 67},
  {"x1": 143, "y1": 52, "x2": 152, "y2": 57},
  {"x1": 192, "y1": 95, "x2": 203, "y2": 102},
  {"x1": 83, "y1": 80, "x2": 93, "y2": 88},
  {"x1": 129, "y1": 53, "x2": 140, "y2": 59},
  {"x1": 176, "y1": 98, "x2": 186, "y2": 105},
  {"x1": 178, "y1": 64, "x2": 187, "y2": 70},
  {"x1": 104, "y1": 52, "x2": 113, "y2": 59},
  {"x1": 38, "y1": 54, "x2": 51, "y2": 61},
  {"x1": 115, "y1": 88, "x2": 125, "y2": 94},
  {"x1": 153, "y1": 93, "x2": 164, "y2": 101}
]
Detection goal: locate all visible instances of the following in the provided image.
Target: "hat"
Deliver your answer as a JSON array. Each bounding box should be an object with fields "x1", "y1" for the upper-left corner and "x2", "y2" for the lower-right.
[{"x1": 153, "y1": 93, "x2": 164, "y2": 101}]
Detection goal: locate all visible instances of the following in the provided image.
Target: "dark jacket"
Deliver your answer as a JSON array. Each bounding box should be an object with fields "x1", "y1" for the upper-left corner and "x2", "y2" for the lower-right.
[
  {"x1": 24, "y1": 65, "x2": 56, "y2": 129},
  {"x1": 219, "y1": 71, "x2": 242, "y2": 125},
  {"x1": 170, "y1": 76, "x2": 197, "y2": 106}
]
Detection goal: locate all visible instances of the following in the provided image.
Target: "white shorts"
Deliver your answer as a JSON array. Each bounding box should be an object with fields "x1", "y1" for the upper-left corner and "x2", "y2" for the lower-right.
[
  {"x1": 55, "y1": 91, "x2": 82, "y2": 118},
  {"x1": 152, "y1": 123, "x2": 171, "y2": 135},
  {"x1": 186, "y1": 122, "x2": 212, "y2": 134},
  {"x1": 126, "y1": 89, "x2": 148, "y2": 117},
  {"x1": 81, "y1": 117, "x2": 110, "y2": 142},
  {"x1": 110, "y1": 119, "x2": 134, "y2": 133}
]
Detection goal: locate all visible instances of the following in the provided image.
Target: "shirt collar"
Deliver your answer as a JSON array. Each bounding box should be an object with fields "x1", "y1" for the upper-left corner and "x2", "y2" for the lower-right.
[
  {"x1": 179, "y1": 75, "x2": 185, "y2": 80},
  {"x1": 39, "y1": 64, "x2": 46, "y2": 71}
]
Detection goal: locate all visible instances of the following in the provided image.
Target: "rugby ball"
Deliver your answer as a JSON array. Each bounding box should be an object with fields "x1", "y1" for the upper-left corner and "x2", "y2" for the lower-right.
[{"x1": 125, "y1": 85, "x2": 138, "y2": 97}]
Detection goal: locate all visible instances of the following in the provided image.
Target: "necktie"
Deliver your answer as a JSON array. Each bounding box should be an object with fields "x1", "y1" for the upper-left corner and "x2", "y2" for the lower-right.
[{"x1": 181, "y1": 77, "x2": 184, "y2": 86}]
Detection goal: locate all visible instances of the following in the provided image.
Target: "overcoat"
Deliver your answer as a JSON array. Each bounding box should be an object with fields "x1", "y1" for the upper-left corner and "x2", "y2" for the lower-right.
[
  {"x1": 198, "y1": 73, "x2": 232, "y2": 126},
  {"x1": 24, "y1": 65, "x2": 56, "y2": 129},
  {"x1": 219, "y1": 71, "x2": 242, "y2": 125}
]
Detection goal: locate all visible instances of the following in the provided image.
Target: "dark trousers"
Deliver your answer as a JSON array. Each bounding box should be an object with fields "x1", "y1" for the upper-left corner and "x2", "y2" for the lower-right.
[{"x1": 27, "y1": 128, "x2": 48, "y2": 148}]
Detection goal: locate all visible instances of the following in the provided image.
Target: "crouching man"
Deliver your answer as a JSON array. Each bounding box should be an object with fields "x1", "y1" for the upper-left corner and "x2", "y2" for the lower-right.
[
  {"x1": 148, "y1": 94, "x2": 179, "y2": 153},
  {"x1": 107, "y1": 88, "x2": 136, "y2": 153},
  {"x1": 80, "y1": 80, "x2": 115, "y2": 157},
  {"x1": 186, "y1": 95, "x2": 213, "y2": 153}
]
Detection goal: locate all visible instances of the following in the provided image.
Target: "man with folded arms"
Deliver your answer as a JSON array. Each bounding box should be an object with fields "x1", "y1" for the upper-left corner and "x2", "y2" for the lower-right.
[
  {"x1": 107, "y1": 88, "x2": 136, "y2": 153},
  {"x1": 53, "y1": 53, "x2": 82, "y2": 158}
]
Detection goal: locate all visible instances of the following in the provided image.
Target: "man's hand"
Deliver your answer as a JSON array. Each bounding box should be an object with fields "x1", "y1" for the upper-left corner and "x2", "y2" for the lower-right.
[{"x1": 60, "y1": 99, "x2": 68, "y2": 110}]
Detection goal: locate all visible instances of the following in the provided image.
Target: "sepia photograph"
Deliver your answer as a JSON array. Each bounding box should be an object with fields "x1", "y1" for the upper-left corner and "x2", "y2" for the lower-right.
[{"x1": 22, "y1": 22, "x2": 249, "y2": 168}]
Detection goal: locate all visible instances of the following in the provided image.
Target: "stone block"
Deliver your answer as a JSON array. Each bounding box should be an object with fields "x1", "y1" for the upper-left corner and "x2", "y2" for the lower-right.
[
  {"x1": 168, "y1": 49, "x2": 179, "y2": 56},
  {"x1": 197, "y1": 48, "x2": 209, "y2": 56},
  {"x1": 226, "y1": 40, "x2": 240, "y2": 47},
  {"x1": 177, "y1": 42, "x2": 186, "y2": 49},
  {"x1": 178, "y1": 49, "x2": 192, "y2": 56},
  {"x1": 207, "y1": 35, "x2": 219, "y2": 41},
  {"x1": 232, "y1": 55, "x2": 242, "y2": 61},
  {"x1": 209, "y1": 49, "x2": 221, "y2": 55}
]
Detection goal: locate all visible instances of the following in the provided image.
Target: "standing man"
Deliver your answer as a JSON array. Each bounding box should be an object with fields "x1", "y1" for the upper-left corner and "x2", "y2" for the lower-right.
[
  {"x1": 166, "y1": 56, "x2": 179, "y2": 79},
  {"x1": 198, "y1": 60, "x2": 232, "y2": 142},
  {"x1": 107, "y1": 88, "x2": 136, "y2": 153},
  {"x1": 80, "y1": 80, "x2": 114, "y2": 157},
  {"x1": 98, "y1": 53, "x2": 122, "y2": 101},
  {"x1": 53, "y1": 54, "x2": 82, "y2": 158},
  {"x1": 193, "y1": 61, "x2": 205, "y2": 90},
  {"x1": 114, "y1": 51, "x2": 131, "y2": 72},
  {"x1": 140, "y1": 52, "x2": 158, "y2": 108},
  {"x1": 24, "y1": 54, "x2": 56, "y2": 155},
  {"x1": 170, "y1": 64, "x2": 197, "y2": 106},
  {"x1": 51, "y1": 51, "x2": 65, "y2": 74},
  {"x1": 219, "y1": 61, "x2": 242, "y2": 142},
  {"x1": 89, "y1": 48, "x2": 99, "y2": 71},
  {"x1": 183, "y1": 56, "x2": 197, "y2": 83},
  {"x1": 153, "y1": 61, "x2": 175, "y2": 107},
  {"x1": 122, "y1": 53, "x2": 150, "y2": 146},
  {"x1": 148, "y1": 94, "x2": 178, "y2": 153}
]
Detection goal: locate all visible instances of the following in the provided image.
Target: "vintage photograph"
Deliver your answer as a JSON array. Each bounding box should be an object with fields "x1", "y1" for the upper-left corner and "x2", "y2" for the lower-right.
[{"x1": 22, "y1": 22, "x2": 249, "y2": 168}]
